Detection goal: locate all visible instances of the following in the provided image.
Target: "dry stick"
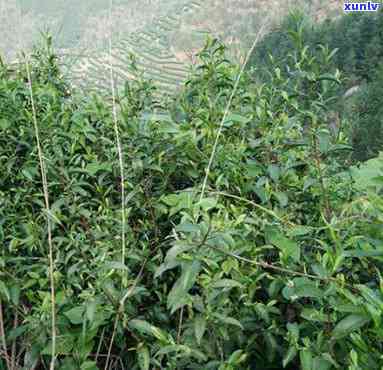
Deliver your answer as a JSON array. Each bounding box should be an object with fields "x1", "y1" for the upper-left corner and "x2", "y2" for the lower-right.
[
  {"x1": 176, "y1": 306, "x2": 184, "y2": 344},
  {"x1": 0, "y1": 301, "x2": 11, "y2": 370},
  {"x1": 199, "y1": 19, "x2": 269, "y2": 202},
  {"x1": 108, "y1": 0, "x2": 126, "y2": 266},
  {"x1": 25, "y1": 58, "x2": 56, "y2": 370},
  {"x1": 95, "y1": 328, "x2": 106, "y2": 365},
  {"x1": 11, "y1": 311, "x2": 18, "y2": 370},
  {"x1": 104, "y1": 315, "x2": 119, "y2": 370},
  {"x1": 103, "y1": 1, "x2": 129, "y2": 368}
]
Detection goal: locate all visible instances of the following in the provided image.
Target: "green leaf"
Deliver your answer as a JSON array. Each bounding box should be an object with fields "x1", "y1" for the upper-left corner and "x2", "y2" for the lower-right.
[
  {"x1": 198, "y1": 197, "x2": 217, "y2": 211},
  {"x1": 9, "y1": 285, "x2": 20, "y2": 306},
  {"x1": 300, "y1": 350, "x2": 313, "y2": 370},
  {"x1": 274, "y1": 191, "x2": 288, "y2": 207},
  {"x1": 105, "y1": 261, "x2": 129, "y2": 270},
  {"x1": 22, "y1": 167, "x2": 37, "y2": 181},
  {"x1": 223, "y1": 113, "x2": 250, "y2": 127},
  {"x1": 212, "y1": 279, "x2": 243, "y2": 289},
  {"x1": 316, "y1": 73, "x2": 340, "y2": 84},
  {"x1": 267, "y1": 164, "x2": 280, "y2": 182},
  {"x1": 287, "y1": 322, "x2": 299, "y2": 341},
  {"x1": 80, "y1": 361, "x2": 98, "y2": 370},
  {"x1": 343, "y1": 250, "x2": 383, "y2": 258},
  {"x1": 175, "y1": 222, "x2": 200, "y2": 234},
  {"x1": 332, "y1": 314, "x2": 370, "y2": 340},
  {"x1": 129, "y1": 319, "x2": 168, "y2": 342},
  {"x1": 158, "y1": 121, "x2": 180, "y2": 134},
  {"x1": 137, "y1": 344, "x2": 150, "y2": 370},
  {"x1": 86, "y1": 300, "x2": 97, "y2": 323},
  {"x1": 167, "y1": 261, "x2": 201, "y2": 313},
  {"x1": 194, "y1": 315, "x2": 206, "y2": 345},
  {"x1": 288, "y1": 226, "x2": 312, "y2": 237},
  {"x1": 283, "y1": 346, "x2": 297, "y2": 368},
  {"x1": 301, "y1": 308, "x2": 329, "y2": 322},
  {"x1": 64, "y1": 306, "x2": 84, "y2": 325},
  {"x1": 7, "y1": 325, "x2": 28, "y2": 341},
  {"x1": 228, "y1": 349, "x2": 247, "y2": 365},
  {"x1": 313, "y1": 356, "x2": 332, "y2": 370},
  {"x1": 246, "y1": 160, "x2": 262, "y2": 177},
  {"x1": 318, "y1": 130, "x2": 331, "y2": 154},
  {"x1": 213, "y1": 313, "x2": 243, "y2": 329},
  {"x1": 42, "y1": 335, "x2": 74, "y2": 355},
  {"x1": 0, "y1": 118, "x2": 11, "y2": 129},
  {"x1": 0, "y1": 281, "x2": 10, "y2": 301},
  {"x1": 85, "y1": 162, "x2": 111, "y2": 176},
  {"x1": 282, "y1": 278, "x2": 323, "y2": 301},
  {"x1": 162, "y1": 194, "x2": 179, "y2": 207},
  {"x1": 266, "y1": 227, "x2": 300, "y2": 262}
]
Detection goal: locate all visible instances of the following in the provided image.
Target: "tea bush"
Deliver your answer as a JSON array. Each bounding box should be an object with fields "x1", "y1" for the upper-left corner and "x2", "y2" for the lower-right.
[{"x1": 1, "y1": 36, "x2": 383, "y2": 370}]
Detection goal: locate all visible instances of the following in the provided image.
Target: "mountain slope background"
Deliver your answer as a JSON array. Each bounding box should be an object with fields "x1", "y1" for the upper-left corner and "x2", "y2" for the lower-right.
[{"x1": 1, "y1": 0, "x2": 343, "y2": 92}]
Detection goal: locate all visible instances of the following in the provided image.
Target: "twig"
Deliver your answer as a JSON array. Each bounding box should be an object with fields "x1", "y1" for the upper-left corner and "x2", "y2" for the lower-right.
[
  {"x1": 206, "y1": 243, "x2": 340, "y2": 283},
  {"x1": 104, "y1": 1, "x2": 128, "y2": 366},
  {"x1": 176, "y1": 307, "x2": 184, "y2": 344},
  {"x1": 104, "y1": 314, "x2": 119, "y2": 370},
  {"x1": 25, "y1": 56, "x2": 57, "y2": 370},
  {"x1": 0, "y1": 301, "x2": 11, "y2": 370},
  {"x1": 11, "y1": 311, "x2": 18, "y2": 370},
  {"x1": 210, "y1": 190, "x2": 291, "y2": 225},
  {"x1": 108, "y1": 0, "x2": 126, "y2": 266},
  {"x1": 95, "y1": 327, "x2": 105, "y2": 364},
  {"x1": 104, "y1": 259, "x2": 148, "y2": 370}
]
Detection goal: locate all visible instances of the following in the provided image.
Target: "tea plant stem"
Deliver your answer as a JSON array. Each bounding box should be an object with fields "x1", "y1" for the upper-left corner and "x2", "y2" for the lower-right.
[
  {"x1": 104, "y1": 313, "x2": 119, "y2": 370},
  {"x1": 25, "y1": 57, "x2": 56, "y2": 370},
  {"x1": 177, "y1": 306, "x2": 184, "y2": 344},
  {"x1": 205, "y1": 243, "x2": 340, "y2": 283},
  {"x1": 199, "y1": 19, "x2": 268, "y2": 202},
  {"x1": 211, "y1": 191, "x2": 291, "y2": 225},
  {"x1": 11, "y1": 311, "x2": 18, "y2": 370},
  {"x1": 95, "y1": 328, "x2": 105, "y2": 364},
  {"x1": 104, "y1": 259, "x2": 147, "y2": 370},
  {"x1": 0, "y1": 301, "x2": 11, "y2": 370}
]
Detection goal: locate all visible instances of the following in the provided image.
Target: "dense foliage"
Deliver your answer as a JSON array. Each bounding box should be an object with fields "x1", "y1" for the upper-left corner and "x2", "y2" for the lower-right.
[
  {"x1": 1, "y1": 34, "x2": 383, "y2": 370},
  {"x1": 250, "y1": 8, "x2": 383, "y2": 161}
]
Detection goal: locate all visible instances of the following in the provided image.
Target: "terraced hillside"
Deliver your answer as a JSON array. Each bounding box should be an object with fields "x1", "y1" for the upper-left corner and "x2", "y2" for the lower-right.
[
  {"x1": 1, "y1": 0, "x2": 343, "y2": 94},
  {"x1": 66, "y1": 0, "x2": 343, "y2": 94},
  {"x1": 67, "y1": 0, "x2": 205, "y2": 95}
]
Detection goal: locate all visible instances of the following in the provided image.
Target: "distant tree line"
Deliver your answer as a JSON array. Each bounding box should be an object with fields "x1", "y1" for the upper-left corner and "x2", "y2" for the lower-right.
[{"x1": 250, "y1": 8, "x2": 383, "y2": 161}]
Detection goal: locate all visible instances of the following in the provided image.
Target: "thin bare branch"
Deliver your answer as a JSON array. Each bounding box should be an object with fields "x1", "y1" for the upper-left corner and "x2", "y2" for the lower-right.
[
  {"x1": 25, "y1": 57, "x2": 56, "y2": 370},
  {"x1": 0, "y1": 301, "x2": 11, "y2": 370},
  {"x1": 199, "y1": 19, "x2": 269, "y2": 201}
]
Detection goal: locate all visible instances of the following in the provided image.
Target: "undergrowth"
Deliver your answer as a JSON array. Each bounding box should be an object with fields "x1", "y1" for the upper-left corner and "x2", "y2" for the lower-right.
[{"x1": 1, "y1": 33, "x2": 383, "y2": 370}]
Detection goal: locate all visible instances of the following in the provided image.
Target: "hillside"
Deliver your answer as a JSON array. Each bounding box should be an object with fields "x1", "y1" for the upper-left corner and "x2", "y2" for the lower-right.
[{"x1": 1, "y1": 0, "x2": 343, "y2": 93}]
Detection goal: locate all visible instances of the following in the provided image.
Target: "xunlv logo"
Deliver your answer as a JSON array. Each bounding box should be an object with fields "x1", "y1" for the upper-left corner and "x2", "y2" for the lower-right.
[{"x1": 344, "y1": 2, "x2": 381, "y2": 11}]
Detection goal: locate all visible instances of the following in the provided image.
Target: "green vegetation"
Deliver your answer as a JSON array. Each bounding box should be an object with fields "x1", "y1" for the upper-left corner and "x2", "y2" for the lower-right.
[
  {"x1": 1, "y1": 26, "x2": 383, "y2": 369},
  {"x1": 250, "y1": 8, "x2": 383, "y2": 161},
  {"x1": 2, "y1": 0, "x2": 340, "y2": 94}
]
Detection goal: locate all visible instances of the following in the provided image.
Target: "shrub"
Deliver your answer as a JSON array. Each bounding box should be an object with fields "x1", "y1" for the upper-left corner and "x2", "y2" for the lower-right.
[{"x1": 1, "y1": 36, "x2": 383, "y2": 370}]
